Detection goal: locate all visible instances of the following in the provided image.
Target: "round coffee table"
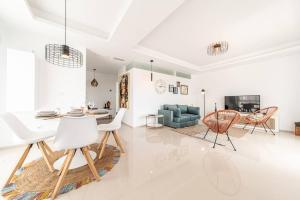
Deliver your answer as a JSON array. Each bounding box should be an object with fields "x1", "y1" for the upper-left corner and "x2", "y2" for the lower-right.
[{"x1": 146, "y1": 114, "x2": 164, "y2": 128}]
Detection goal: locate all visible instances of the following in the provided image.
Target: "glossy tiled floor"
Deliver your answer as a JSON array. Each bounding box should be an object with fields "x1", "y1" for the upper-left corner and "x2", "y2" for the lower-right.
[{"x1": 1, "y1": 125, "x2": 300, "y2": 200}]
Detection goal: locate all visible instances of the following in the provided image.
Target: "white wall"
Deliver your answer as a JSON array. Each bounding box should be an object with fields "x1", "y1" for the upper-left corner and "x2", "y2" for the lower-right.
[
  {"x1": 0, "y1": 25, "x2": 87, "y2": 147},
  {"x1": 123, "y1": 68, "x2": 195, "y2": 127},
  {"x1": 0, "y1": 32, "x2": 6, "y2": 114},
  {"x1": 192, "y1": 52, "x2": 300, "y2": 131},
  {"x1": 0, "y1": 25, "x2": 87, "y2": 112},
  {"x1": 86, "y1": 71, "x2": 117, "y2": 115}
]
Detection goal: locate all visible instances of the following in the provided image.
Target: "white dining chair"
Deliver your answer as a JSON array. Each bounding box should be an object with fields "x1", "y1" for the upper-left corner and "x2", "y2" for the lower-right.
[
  {"x1": 97, "y1": 108, "x2": 126, "y2": 159},
  {"x1": 1, "y1": 113, "x2": 56, "y2": 187},
  {"x1": 51, "y1": 116, "x2": 100, "y2": 199}
]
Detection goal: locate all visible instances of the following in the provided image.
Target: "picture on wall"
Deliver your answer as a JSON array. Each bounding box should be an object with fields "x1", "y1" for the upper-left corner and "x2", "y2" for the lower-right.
[
  {"x1": 173, "y1": 87, "x2": 178, "y2": 94},
  {"x1": 169, "y1": 85, "x2": 174, "y2": 92},
  {"x1": 180, "y1": 85, "x2": 188, "y2": 95},
  {"x1": 119, "y1": 74, "x2": 129, "y2": 108}
]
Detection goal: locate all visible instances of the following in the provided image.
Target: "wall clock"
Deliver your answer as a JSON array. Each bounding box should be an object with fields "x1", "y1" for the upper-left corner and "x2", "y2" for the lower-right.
[{"x1": 155, "y1": 79, "x2": 167, "y2": 94}]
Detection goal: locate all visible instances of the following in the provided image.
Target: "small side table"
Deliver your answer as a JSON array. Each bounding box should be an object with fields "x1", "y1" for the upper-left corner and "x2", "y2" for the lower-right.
[
  {"x1": 146, "y1": 114, "x2": 164, "y2": 128},
  {"x1": 295, "y1": 122, "x2": 300, "y2": 136}
]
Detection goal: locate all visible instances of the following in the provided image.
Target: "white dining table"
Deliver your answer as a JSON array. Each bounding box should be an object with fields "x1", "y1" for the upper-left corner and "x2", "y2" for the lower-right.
[{"x1": 0, "y1": 112, "x2": 109, "y2": 149}]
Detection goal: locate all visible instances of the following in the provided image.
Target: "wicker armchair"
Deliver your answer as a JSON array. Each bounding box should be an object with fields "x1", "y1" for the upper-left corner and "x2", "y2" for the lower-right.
[
  {"x1": 202, "y1": 110, "x2": 240, "y2": 151},
  {"x1": 243, "y1": 106, "x2": 278, "y2": 135}
]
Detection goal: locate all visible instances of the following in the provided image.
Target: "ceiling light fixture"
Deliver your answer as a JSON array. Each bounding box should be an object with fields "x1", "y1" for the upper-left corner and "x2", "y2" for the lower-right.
[
  {"x1": 207, "y1": 41, "x2": 228, "y2": 56},
  {"x1": 45, "y1": 0, "x2": 83, "y2": 68},
  {"x1": 91, "y1": 69, "x2": 99, "y2": 87},
  {"x1": 150, "y1": 60, "x2": 154, "y2": 82}
]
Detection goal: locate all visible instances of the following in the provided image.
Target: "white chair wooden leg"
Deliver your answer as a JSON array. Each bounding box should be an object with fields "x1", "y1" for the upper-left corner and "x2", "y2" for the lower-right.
[
  {"x1": 57, "y1": 150, "x2": 70, "y2": 176},
  {"x1": 81, "y1": 147, "x2": 101, "y2": 181},
  {"x1": 112, "y1": 130, "x2": 125, "y2": 153},
  {"x1": 98, "y1": 132, "x2": 110, "y2": 159},
  {"x1": 51, "y1": 150, "x2": 75, "y2": 199},
  {"x1": 38, "y1": 142, "x2": 55, "y2": 172},
  {"x1": 4, "y1": 144, "x2": 33, "y2": 187},
  {"x1": 97, "y1": 132, "x2": 109, "y2": 151},
  {"x1": 42, "y1": 141, "x2": 54, "y2": 156}
]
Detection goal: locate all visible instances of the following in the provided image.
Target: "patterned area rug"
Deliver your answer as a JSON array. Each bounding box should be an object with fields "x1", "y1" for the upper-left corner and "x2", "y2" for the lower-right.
[
  {"x1": 1, "y1": 144, "x2": 120, "y2": 200},
  {"x1": 172, "y1": 125, "x2": 248, "y2": 138}
]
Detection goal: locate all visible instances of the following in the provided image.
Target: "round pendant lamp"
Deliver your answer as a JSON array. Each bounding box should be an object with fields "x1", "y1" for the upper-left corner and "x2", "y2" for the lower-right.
[
  {"x1": 207, "y1": 41, "x2": 228, "y2": 56},
  {"x1": 45, "y1": 0, "x2": 83, "y2": 68},
  {"x1": 91, "y1": 69, "x2": 99, "y2": 87}
]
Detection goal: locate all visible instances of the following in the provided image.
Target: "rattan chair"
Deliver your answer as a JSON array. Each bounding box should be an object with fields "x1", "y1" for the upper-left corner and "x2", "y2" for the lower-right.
[
  {"x1": 202, "y1": 110, "x2": 240, "y2": 151},
  {"x1": 243, "y1": 106, "x2": 278, "y2": 135}
]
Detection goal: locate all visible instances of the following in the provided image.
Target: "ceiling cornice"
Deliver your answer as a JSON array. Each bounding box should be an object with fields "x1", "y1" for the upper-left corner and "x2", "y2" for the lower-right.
[{"x1": 135, "y1": 40, "x2": 300, "y2": 73}]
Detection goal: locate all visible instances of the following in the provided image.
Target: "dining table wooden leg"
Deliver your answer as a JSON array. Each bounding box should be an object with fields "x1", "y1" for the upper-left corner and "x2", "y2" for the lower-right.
[
  {"x1": 4, "y1": 144, "x2": 33, "y2": 187},
  {"x1": 112, "y1": 130, "x2": 125, "y2": 153},
  {"x1": 51, "y1": 149, "x2": 75, "y2": 199},
  {"x1": 98, "y1": 132, "x2": 110, "y2": 159},
  {"x1": 81, "y1": 147, "x2": 101, "y2": 181}
]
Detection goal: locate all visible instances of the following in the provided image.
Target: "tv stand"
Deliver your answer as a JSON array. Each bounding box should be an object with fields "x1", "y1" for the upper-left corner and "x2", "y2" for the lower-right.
[{"x1": 233, "y1": 112, "x2": 279, "y2": 133}]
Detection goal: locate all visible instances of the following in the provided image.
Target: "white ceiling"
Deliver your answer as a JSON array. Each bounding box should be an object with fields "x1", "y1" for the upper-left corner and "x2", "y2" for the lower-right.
[
  {"x1": 139, "y1": 0, "x2": 300, "y2": 70},
  {"x1": 86, "y1": 49, "x2": 124, "y2": 74},
  {"x1": 27, "y1": 0, "x2": 131, "y2": 39},
  {"x1": 0, "y1": 0, "x2": 299, "y2": 74}
]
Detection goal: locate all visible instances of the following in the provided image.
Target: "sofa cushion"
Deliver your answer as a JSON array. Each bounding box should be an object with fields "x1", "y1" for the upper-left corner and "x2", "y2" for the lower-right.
[
  {"x1": 177, "y1": 105, "x2": 188, "y2": 114},
  {"x1": 169, "y1": 107, "x2": 181, "y2": 117},
  {"x1": 189, "y1": 114, "x2": 200, "y2": 121},
  {"x1": 188, "y1": 106, "x2": 200, "y2": 115},
  {"x1": 163, "y1": 104, "x2": 178, "y2": 111},
  {"x1": 173, "y1": 114, "x2": 191, "y2": 123}
]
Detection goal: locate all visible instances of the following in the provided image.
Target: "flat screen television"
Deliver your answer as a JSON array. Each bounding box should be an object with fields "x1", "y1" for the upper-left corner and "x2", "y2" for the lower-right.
[{"x1": 225, "y1": 95, "x2": 260, "y2": 113}]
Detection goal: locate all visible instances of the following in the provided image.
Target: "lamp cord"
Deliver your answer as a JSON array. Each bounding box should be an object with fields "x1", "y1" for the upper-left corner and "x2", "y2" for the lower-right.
[{"x1": 64, "y1": 0, "x2": 67, "y2": 45}]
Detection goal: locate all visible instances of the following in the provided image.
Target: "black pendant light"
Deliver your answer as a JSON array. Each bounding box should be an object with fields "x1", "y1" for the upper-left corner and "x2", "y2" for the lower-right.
[
  {"x1": 150, "y1": 60, "x2": 154, "y2": 82},
  {"x1": 91, "y1": 69, "x2": 99, "y2": 87},
  {"x1": 45, "y1": 0, "x2": 83, "y2": 68}
]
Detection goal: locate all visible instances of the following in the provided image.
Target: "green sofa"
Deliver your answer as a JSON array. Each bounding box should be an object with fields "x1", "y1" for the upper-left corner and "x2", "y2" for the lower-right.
[{"x1": 158, "y1": 104, "x2": 200, "y2": 128}]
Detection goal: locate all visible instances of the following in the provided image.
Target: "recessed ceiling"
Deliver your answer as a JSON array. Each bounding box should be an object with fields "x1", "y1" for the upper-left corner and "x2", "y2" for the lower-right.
[
  {"x1": 86, "y1": 49, "x2": 124, "y2": 74},
  {"x1": 26, "y1": 0, "x2": 132, "y2": 39},
  {"x1": 139, "y1": 0, "x2": 300, "y2": 70},
  {"x1": 0, "y1": 0, "x2": 299, "y2": 74}
]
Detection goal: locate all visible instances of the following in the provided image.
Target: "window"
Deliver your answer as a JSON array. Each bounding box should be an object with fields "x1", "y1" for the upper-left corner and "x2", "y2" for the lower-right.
[{"x1": 6, "y1": 48, "x2": 35, "y2": 112}]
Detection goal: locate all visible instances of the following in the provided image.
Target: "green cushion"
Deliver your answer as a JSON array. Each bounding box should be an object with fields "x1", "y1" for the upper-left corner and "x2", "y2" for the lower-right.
[
  {"x1": 187, "y1": 106, "x2": 200, "y2": 115},
  {"x1": 169, "y1": 107, "x2": 181, "y2": 117},
  {"x1": 177, "y1": 105, "x2": 188, "y2": 114}
]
